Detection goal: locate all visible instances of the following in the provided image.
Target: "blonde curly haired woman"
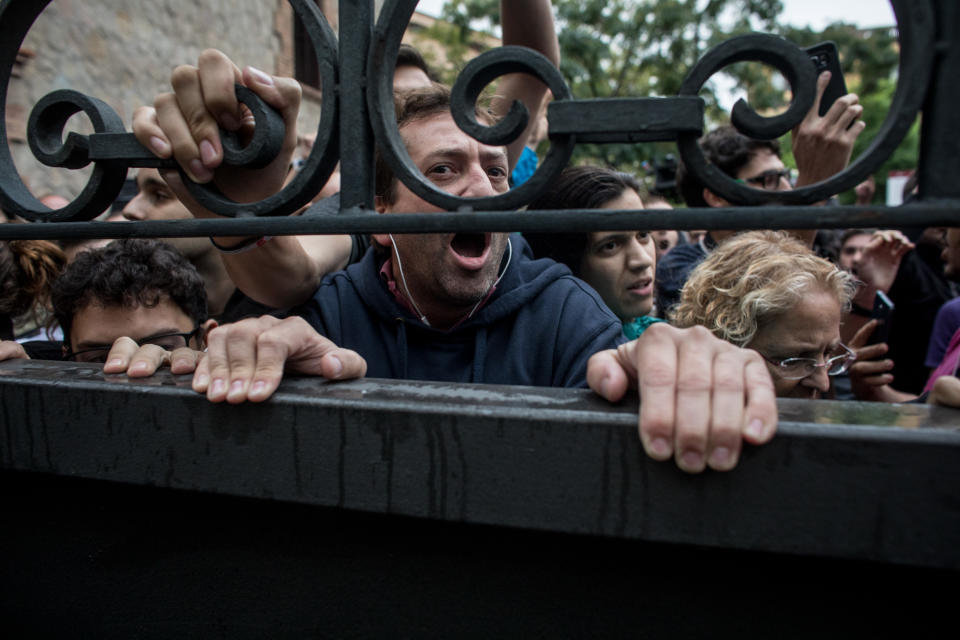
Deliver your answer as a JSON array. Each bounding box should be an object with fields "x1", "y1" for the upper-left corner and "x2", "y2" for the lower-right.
[{"x1": 671, "y1": 231, "x2": 857, "y2": 398}]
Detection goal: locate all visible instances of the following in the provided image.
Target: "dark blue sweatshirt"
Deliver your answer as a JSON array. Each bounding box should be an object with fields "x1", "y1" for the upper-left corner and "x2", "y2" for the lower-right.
[{"x1": 295, "y1": 235, "x2": 624, "y2": 387}]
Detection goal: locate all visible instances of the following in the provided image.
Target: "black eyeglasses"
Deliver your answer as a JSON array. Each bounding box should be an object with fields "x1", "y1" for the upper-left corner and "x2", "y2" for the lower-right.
[
  {"x1": 736, "y1": 168, "x2": 792, "y2": 191},
  {"x1": 760, "y1": 343, "x2": 857, "y2": 380},
  {"x1": 65, "y1": 328, "x2": 202, "y2": 364}
]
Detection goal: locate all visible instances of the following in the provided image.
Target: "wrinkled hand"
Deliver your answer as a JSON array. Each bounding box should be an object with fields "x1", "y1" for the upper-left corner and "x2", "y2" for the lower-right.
[
  {"x1": 131, "y1": 48, "x2": 301, "y2": 215},
  {"x1": 587, "y1": 324, "x2": 777, "y2": 473},
  {"x1": 102, "y1": 337, "x2": 205, "y2": 378},
  {"x1": 854, "y1": 230, "x2": 914, "y2": 294},
  {"x1": 0, "y1": 340, "x2": 29, "y2": 362},
  {"x1": 929, "y1": 375, "x2": 960, "y2": 408},
  {"x1": 192, "y1": 315, "x2": 366, "y2": 403},
  {"x1": 793, "y1": 71, "x2": 866, "y2": 188}
]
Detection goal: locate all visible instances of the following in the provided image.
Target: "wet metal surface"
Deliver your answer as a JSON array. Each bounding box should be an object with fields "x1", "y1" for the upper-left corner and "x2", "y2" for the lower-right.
[{"x1": 2, "y1": 360, "x2": 958, "y2": 569}]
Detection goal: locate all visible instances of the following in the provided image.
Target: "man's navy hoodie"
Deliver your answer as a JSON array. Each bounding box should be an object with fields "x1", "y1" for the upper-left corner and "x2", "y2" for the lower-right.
[{"x1": 295, "y1": 235, "x2": 624, "y2": 387}]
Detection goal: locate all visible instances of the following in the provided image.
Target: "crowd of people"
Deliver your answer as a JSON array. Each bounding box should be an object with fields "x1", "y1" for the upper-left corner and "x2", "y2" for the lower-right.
[{"x1": 2, "y1": 0, "x2": 959, "y2": 475}]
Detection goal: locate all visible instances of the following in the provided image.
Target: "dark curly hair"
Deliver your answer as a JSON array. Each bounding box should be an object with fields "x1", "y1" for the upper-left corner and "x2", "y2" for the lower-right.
[
  {"x1": 51, "y1": 239, "x2": 207, "y2": 343},
  {"x1": 677, "y1": 125, "x2": 780, "y2": 208},
  {"x1": 524, "y1": 165, "x2": 644, "y2": 277}
]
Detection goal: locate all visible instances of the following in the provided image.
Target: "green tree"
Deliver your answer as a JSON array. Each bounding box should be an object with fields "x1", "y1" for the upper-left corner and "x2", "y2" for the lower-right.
[
  {"x1": 436, "y1": 0, "x2": 784, "y2": 180},
  {"x1": 434, "y1": 1, "x2": 912, "y2": 200}
]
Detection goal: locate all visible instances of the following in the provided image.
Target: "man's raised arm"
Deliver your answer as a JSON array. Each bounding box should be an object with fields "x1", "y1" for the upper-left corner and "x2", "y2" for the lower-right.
[
  {"x1": 790, "y1": 70, "x2": 866, "y2": 246},
  {"x1": 493, "y1": 0, "x2": 560, "y2": 171}
]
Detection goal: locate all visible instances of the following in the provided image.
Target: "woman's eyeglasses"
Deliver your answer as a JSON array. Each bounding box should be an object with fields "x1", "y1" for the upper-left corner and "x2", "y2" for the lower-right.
[{"x1": 761, "y1": 343, "x2": 857, "y2": 380}]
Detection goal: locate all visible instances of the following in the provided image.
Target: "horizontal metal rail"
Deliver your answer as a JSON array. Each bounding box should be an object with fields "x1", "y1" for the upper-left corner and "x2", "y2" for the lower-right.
[
  {"x1": 2, "y1": 359, "x2": 959, "y2": 570},
  {"x1": 0, "y1": 204, "x2": 957, "y2": 242}
]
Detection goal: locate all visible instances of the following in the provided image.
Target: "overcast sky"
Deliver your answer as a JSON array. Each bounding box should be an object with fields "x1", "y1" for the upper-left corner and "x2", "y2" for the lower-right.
[{"x1": 413, "y1": 0, "x2": 896, "y2": 31}]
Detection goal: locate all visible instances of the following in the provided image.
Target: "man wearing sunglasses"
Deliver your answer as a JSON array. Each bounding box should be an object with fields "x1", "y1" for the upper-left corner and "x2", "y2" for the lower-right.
[
  {"x1": 0, "y1": 239, "x2": 214, "y2": 372},
  {"x1": 656, "y1": 70, "x2": 865, "y2": 316}
]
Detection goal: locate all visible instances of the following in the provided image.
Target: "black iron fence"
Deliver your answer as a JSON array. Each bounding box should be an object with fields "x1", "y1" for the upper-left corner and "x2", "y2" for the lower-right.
[{"x1": 1, "y1": 0, "x2": 959, "y2": 634}]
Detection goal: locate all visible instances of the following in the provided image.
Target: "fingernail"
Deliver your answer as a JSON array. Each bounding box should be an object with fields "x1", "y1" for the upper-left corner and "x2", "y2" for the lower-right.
[
  {"x1": 149, "y1": 136, "x2": 170, "y2": 156},
  {"x1": 649, "y1": 437, "x2": 671, "y2": 459},
  {"x1": 746, "y1": 418, "x2": 764, "y2": 439},
  {"x1": 219, "y1": 111, "x2": 241, "y2": 130},
  {"x1": 130, "y1": 361, "x2": 148, "y2": 374},
  {"x1": 106, "y1": 358, "x2": 124, "y2": 369},
  {"x1": 200, "y1": 139, "x2": 218, "y2": 167},
  {"x1": 211, "y1": 378, "x2": 226, "y2": 396},
  {"x1": 189, "y1": 159, "x2": 213, "y2": 182},
  {"x1": 709, "y1": 446, "x2": 731, "y2": 469},
  {"x1": 248, "y1": 66, "x2": 274, "y2": 86},
  {"x1": 194, "y1": 373, "x2": 210, "y2": 389},
  {"x1": 251, "y1": 380, "x2": 266, "y2": 397},
  {"x1": 680, "y1": 450, "x2": 704, "y2": 471},
  {"x1": 227, "y1": 380, "x2": 244, "y2": 400},
  {"x1": 328, "y1": 355, "x2": 343, "y2": 377}
]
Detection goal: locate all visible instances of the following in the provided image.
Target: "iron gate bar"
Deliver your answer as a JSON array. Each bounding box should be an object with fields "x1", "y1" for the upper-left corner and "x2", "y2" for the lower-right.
[
  {"x1": 1, "y1": 359, "x2": 958, "y2": 570},
  {"x1": 2, "y1": 0, "x2": 955, "y2": 224},
  {"x1": 0, "y1": 204, "x2": 957, "y2": 243},
  {"x1": 547, "y1": 97, "x2": 705, "y2": 143}
]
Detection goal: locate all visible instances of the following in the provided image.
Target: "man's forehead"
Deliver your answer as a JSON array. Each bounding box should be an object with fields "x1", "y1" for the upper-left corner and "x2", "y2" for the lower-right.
[{"x1": 401, "y1": 113, "x2": 507, "y2": 161}]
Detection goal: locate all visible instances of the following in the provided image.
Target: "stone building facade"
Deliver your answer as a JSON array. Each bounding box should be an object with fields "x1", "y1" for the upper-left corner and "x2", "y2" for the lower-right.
[{"x1": 7, "y1": 0, "x2": 497, "y2": 206}]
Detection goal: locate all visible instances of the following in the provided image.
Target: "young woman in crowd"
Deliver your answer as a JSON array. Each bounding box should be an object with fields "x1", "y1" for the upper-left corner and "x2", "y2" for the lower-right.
[
  {"x1": 671, "y1": 230, "x2": 858, "y2": 399},
  {"x1": 525, "y1": 165, "x2": 661, "y2": 339}
]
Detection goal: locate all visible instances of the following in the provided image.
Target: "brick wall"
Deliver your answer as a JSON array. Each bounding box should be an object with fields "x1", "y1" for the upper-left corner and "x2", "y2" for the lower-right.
[{"x1": 7, "y1": 0, "x2": 327, "y2": 203}]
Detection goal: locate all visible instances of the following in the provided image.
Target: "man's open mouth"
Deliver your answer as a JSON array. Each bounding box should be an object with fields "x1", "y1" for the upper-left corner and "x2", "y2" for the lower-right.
[{"x1": 450, "y1": 233, "x2": 490, "y2": 258}]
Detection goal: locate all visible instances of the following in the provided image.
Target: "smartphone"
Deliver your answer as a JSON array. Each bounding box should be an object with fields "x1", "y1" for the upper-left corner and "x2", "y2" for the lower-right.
[
  {"x1": 869, "y1": 290, "x2": 895, "y2": 345},
  {"x1": 805, "y1": 41, "x2": 848, "y2": 117}
]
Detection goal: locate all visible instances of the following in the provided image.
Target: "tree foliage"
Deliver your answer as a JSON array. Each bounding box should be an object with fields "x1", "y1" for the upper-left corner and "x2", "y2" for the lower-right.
[{"x1": 434, "y1": 0, "x2": 911, "y2": 200}]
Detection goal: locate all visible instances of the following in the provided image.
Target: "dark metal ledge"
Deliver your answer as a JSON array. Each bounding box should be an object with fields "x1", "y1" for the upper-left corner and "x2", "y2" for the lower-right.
[{"x1": 2, "y1": 359, "x2": 958, "y2": 571}]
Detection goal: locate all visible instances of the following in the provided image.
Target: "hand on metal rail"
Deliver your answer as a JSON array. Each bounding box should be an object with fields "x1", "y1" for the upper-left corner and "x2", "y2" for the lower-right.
[
  {"x1": 0, "y1": 340, "x2": 29, "y2": 362},
  {"x1": 586, "y1": 323, "x2": 777, "y2": 473},
  {"x1": 191, "y1": 315, "x2": 367, "y2": 404},
  {"x1": 101, "y1": 338, "x2": 204, "y2": 378},
  {"x1": 929, "y1": 375, "x2": 960, "y2": 408},
  {"x1": 131, "y1": 49, "x2": 301, "y2": 212}
]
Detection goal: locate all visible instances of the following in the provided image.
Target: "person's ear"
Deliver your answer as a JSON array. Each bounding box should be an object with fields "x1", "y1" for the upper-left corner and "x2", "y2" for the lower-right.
[
  {"x1": 372, "y1": 196, "x2": 391, "y2": 248},
  {"x1": 196, "y1": 319, "x2": 218, "y2": 350},
  {"x1": 702, "y1": 188, "x2": 729, "y2": 208}
]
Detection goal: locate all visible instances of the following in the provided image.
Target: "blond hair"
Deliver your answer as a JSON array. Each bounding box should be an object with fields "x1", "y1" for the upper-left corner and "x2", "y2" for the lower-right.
[{"x1": 670, "y1": 231, "x2": 856, "y2": 347}]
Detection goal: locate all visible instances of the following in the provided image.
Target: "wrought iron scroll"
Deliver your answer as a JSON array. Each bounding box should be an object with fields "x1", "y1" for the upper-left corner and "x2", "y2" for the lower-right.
[
  {"x1": 0, "y1": 0, "x2": 340, "y2": 222},
  {"x1": 0, "y1": 0, "x2": 956, "y2": 233},
  {"x1": 676, "y1": 0, "x2": 936, "y2": 207}
]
